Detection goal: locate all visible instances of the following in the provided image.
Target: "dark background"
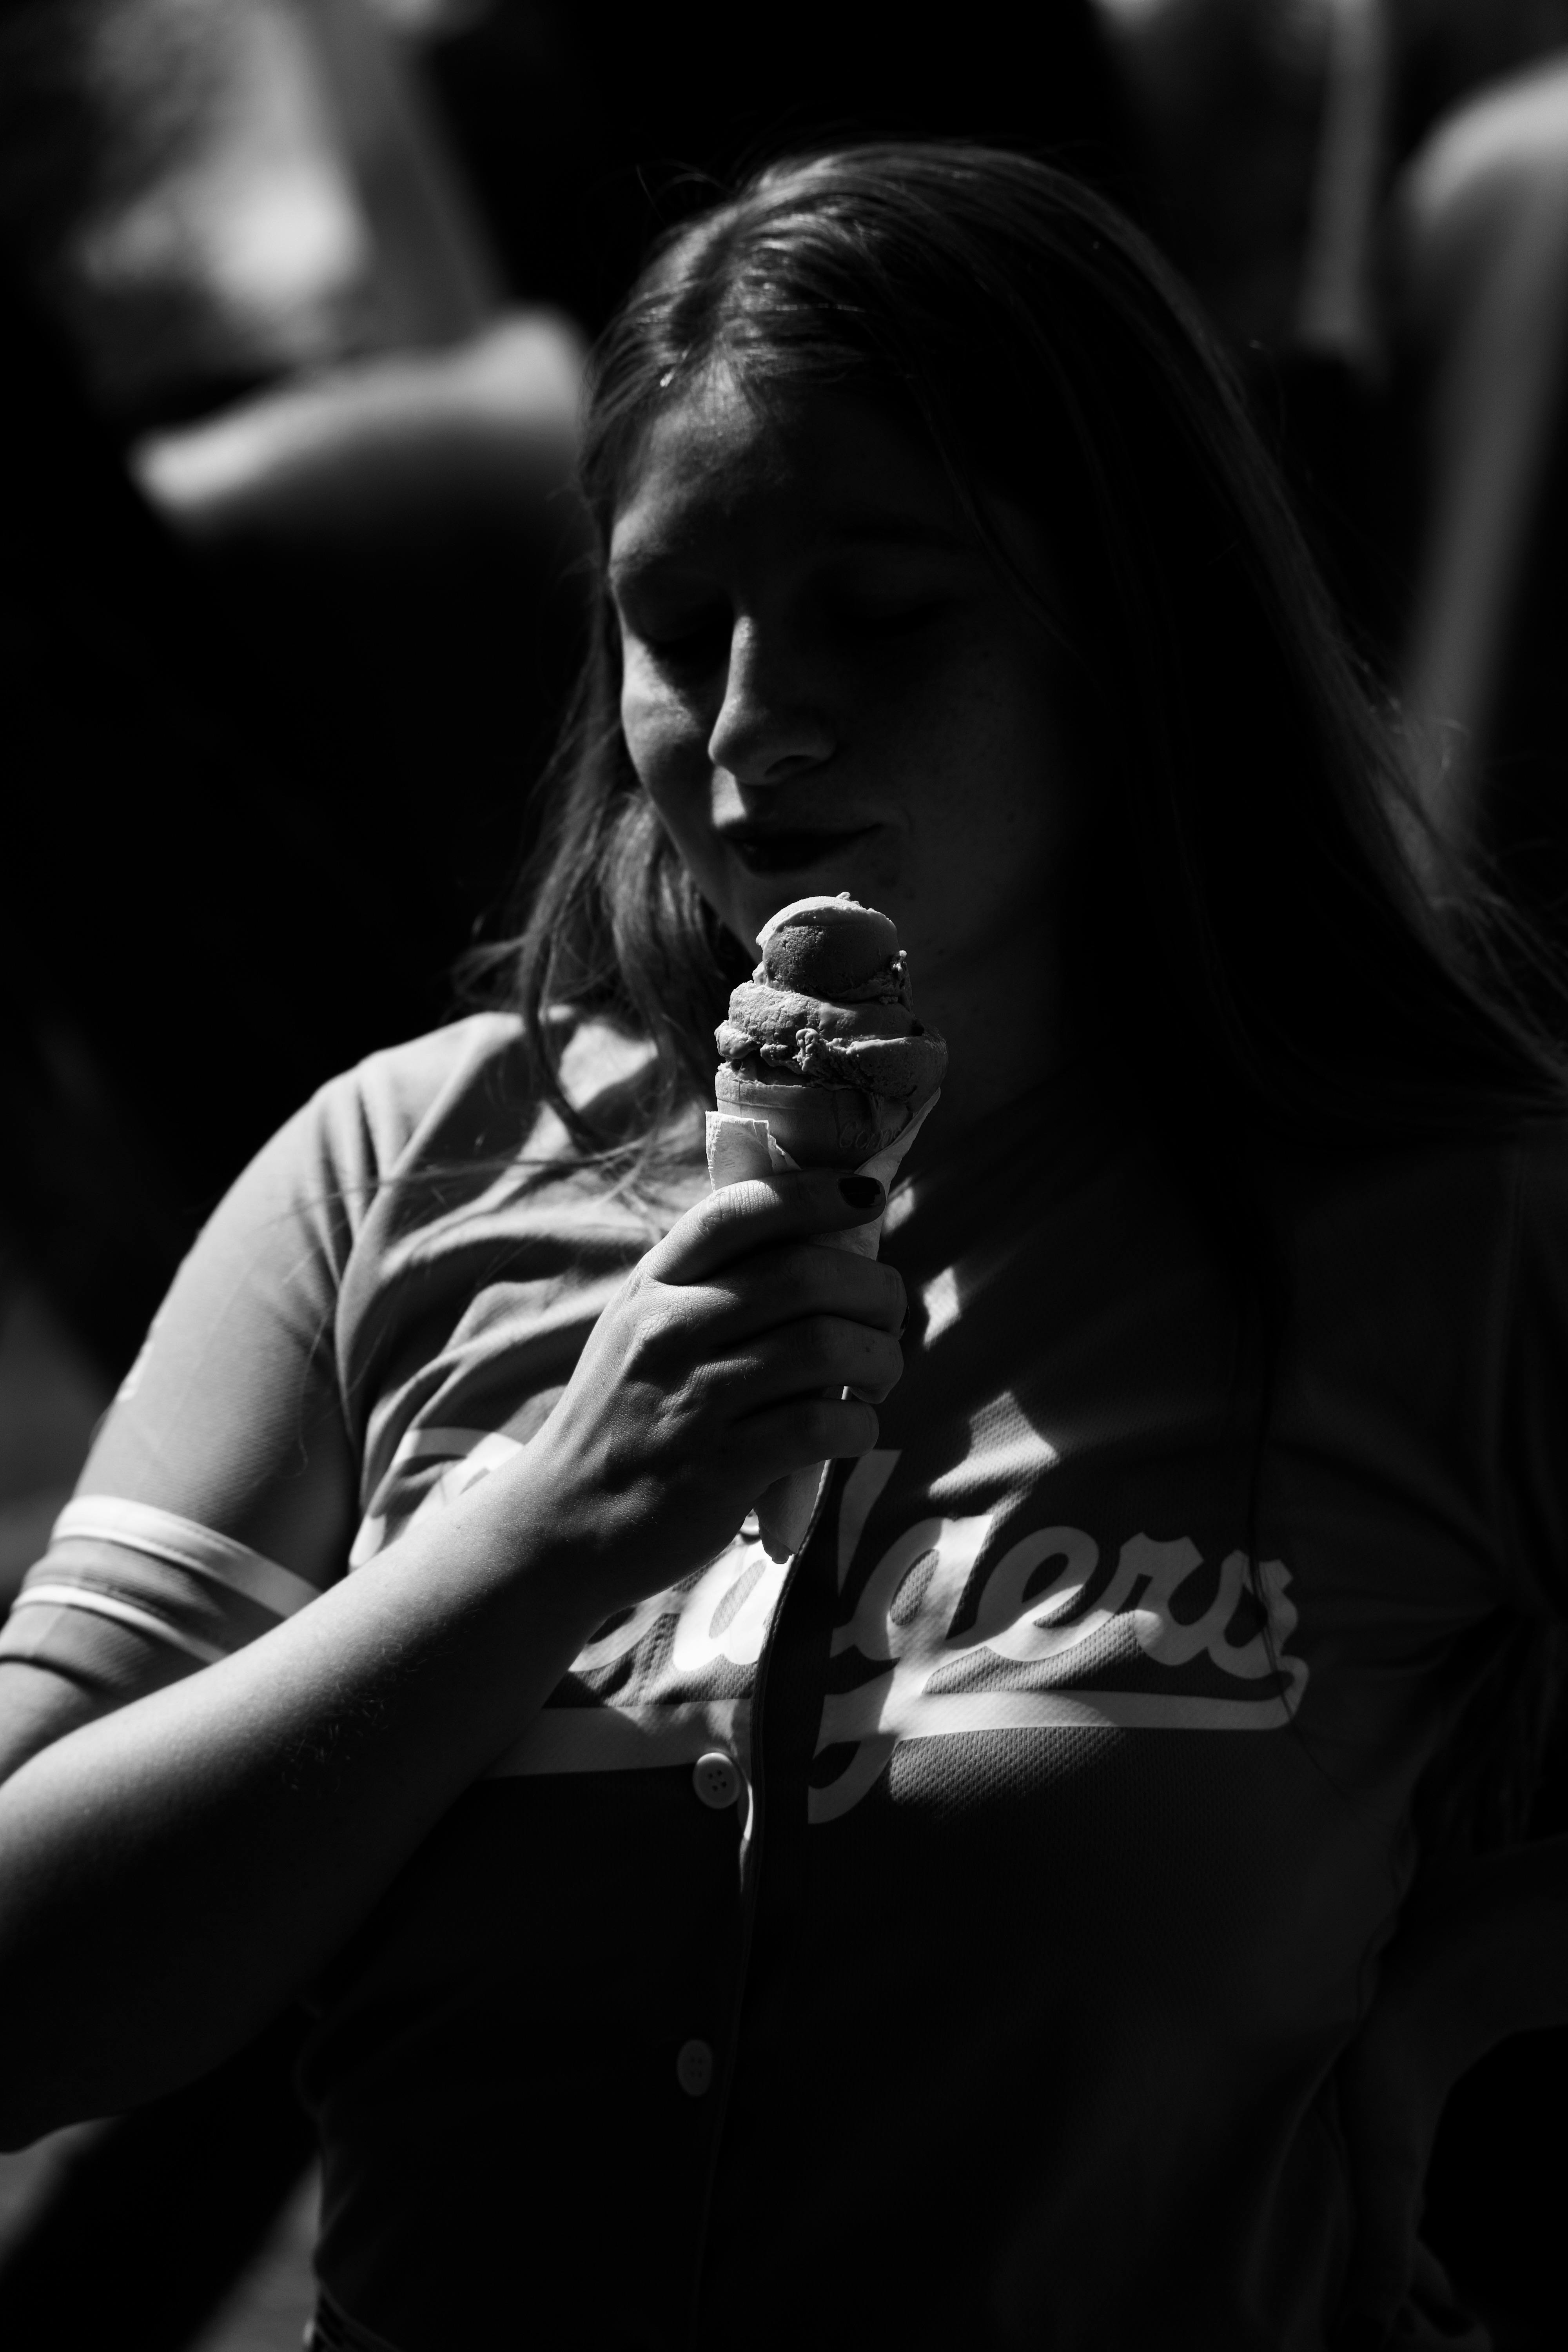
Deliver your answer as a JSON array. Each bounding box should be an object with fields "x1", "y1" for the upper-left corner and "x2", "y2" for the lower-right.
[{"x1": 2, "y1": 3, "x2": 1567, "y2": 2343}]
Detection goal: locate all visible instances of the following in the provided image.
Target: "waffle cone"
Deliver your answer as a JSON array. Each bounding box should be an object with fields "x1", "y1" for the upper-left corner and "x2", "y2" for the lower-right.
[{"x1": 705, "y1": 1090, "x2": 940, "y2": 1559}]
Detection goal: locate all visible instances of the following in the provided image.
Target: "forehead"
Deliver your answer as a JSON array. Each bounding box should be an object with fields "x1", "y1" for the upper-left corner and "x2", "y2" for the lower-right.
[{"x1": 608, "y1": 368, "x2": 970, "y2": 574}]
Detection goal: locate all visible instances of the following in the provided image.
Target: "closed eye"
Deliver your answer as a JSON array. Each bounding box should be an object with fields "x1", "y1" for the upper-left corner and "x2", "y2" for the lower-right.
[
  {"x1": 629, "y1": 619, "x2": 730, "y2": 670},
  {"x1": 826, "y1": 592, "x2": 956, "y2": 635},
  {"x1": 815, "y1": 549, "x2": 976, "y2": 638}
]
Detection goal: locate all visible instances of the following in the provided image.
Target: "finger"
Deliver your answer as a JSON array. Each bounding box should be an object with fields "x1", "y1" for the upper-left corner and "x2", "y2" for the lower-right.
[
  {"x1": 739, "y1": 1393, "x2": 880, "y2": 1479},
  {"x1": 648, "y1": 1173, "x2": 886, "y2": 1287},
  {"x1": 691, "y1": 1242, "x2": 907, "y2": 1341},
  {"x1": 717, "y1": 1316, "x2": 904, "y2": 1409}
]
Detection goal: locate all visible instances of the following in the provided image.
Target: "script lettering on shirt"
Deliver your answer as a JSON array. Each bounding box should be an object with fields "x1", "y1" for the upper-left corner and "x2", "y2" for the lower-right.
[
  {"x1": 380, "y1": 1403, "x2": 1310, "y2": 1809},
  {"x1": 808, "y1": 1451, "x2": 1307, "y2": 1818}
]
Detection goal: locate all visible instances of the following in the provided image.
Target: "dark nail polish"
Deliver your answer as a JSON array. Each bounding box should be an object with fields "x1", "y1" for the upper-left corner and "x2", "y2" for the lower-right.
[{"x1": 840, "y1": 1176, "x2": 884, "y2": 1210}]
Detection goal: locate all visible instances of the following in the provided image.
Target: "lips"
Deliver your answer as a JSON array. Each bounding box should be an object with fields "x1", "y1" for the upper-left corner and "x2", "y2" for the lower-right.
[{"x1": 720, "y1": 824, "x2": 878, "y2": 874}]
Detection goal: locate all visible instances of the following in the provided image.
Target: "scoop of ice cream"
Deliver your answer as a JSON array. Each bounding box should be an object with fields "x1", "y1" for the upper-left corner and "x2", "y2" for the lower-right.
[
  {"x1": 714, "y1": 893, "x2": 946, "y2": 1164},
  {"x1": 715, "y1": 980, "x2": 945, "y2": 1099},
  {"x1": 756, "y1": 893, "x2": 909, "y2": 1004}
]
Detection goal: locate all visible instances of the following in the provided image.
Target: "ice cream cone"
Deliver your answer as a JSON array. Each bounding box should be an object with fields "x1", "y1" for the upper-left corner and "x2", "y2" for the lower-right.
[
  {"x1": 713, "y1": 1065, "x2": 906, "y2": 1168},
  {"x1": 709, "y1": 895, "x2": 945, "y2": 1559},
  {"x1": 705, "y1": 1090, "x2": 940, "y2": 1558}
]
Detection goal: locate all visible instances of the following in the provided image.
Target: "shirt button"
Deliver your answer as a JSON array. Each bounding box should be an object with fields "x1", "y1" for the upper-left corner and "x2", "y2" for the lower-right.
[
  {"x1": 692, "y1": 1751, "x2": 741, "y2": 1810},
  {"x1": 676, "y1": 2038, "x2": 715, "y2": 2098}
]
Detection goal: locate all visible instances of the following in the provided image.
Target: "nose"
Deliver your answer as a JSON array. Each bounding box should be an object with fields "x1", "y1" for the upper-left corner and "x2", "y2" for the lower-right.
[{"x1": 706, "y1": 615, "x2": 835, "y2": 786}]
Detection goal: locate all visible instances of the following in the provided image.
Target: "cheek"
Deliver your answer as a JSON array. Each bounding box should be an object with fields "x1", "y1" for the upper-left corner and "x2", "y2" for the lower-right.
[
  {"x1": 619, "y1": 668, "x2": 706, "y2": 800},
  {"x1": 619, "y1": 671, "x2": 673, "y2": 783},
  {"x1": 618, "y1": 672, "x2": 721, "y2": 887}
]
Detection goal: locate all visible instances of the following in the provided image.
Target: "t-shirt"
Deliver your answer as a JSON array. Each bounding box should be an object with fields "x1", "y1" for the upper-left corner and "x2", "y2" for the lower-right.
[{"x1": 5, "y1": 1010, "x2": 1567, "y2": 2351}]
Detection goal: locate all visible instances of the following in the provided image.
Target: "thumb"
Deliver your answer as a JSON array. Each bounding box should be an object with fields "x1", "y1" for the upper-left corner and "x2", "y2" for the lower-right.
[{"x1": 650, "y1": 1171, "x2": 887, "y2": 1285}]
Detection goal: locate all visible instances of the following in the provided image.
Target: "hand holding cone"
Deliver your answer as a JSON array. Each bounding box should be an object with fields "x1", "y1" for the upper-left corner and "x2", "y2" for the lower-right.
[{"x1": 708, "y1": 895, "x2": 946, "y2": 1560}]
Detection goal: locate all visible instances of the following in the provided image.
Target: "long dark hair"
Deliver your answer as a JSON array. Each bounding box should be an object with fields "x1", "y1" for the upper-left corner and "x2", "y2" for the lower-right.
[
  {"x1": 465, "y1": 142, "x2": 1568, "y2": 1854},
  {"x1": 470, "y1": 139, "x2": 1568, "y2": 1165}
]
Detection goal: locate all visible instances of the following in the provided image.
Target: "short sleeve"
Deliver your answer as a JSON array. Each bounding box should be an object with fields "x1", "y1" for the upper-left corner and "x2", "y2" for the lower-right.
[
  {"x1": 0, "y1": 1053, "x2": 377, "y2": 1699},
  {"x1": 0, "y1": 1009, "x2": 620, "y2": 1705}
]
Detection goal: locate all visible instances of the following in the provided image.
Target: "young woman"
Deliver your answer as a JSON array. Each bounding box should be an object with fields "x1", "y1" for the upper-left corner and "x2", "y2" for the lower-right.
[{"x1": 1, "y1": 144, "x2": 1566, "y2": 2352}]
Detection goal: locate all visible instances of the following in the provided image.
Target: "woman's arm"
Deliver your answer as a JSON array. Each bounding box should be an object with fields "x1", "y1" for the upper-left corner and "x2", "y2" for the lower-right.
[
  {"x1": 0, "y1": 1463, "x2": 599, "y2": 2148},
  {"x1": 0, "y1": 1170, "x2": 903, "y2": 2148}
]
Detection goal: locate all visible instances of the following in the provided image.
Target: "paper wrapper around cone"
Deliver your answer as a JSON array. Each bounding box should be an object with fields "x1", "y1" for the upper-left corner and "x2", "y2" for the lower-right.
[{"x1": 704, "y1": 1090, "x2": 940, "y2": 1562}]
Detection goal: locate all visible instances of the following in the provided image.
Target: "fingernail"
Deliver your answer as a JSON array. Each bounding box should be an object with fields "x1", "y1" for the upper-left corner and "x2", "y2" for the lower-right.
[{"x1": 839, "y1": 1176, "x2": 884, "y2": 1210}]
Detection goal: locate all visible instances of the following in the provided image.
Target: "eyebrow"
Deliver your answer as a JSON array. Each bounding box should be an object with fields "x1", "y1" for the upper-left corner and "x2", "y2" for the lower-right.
[
  {"x1": 814, "y1": 514, "x2": 974, "y2": 552},
  {"x1": 608, "y1": 512, "x2": 974, "y2": 588}
]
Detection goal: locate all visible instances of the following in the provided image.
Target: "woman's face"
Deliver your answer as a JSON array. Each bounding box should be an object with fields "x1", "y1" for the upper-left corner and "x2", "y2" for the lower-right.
[{"x1": 608, "y1": 368, "x2": 1084, "y2": 1018}]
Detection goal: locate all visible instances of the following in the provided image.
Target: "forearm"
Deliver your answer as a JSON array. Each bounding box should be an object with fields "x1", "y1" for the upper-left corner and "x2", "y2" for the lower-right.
[
  {"x1": 0, "y1": 1164, "x2": 898, "y2": 2145},
  {"x1": 0, "y1": 1466, "x2": 601, "y2": 2145}
]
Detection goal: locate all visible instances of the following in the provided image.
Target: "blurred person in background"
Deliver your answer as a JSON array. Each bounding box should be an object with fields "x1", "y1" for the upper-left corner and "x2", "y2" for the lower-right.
[
  {"x1": 0, "y1": 0, "x2": 591, "y2": 998},
  {"x1": 0, "y1": 1, "x2": 588, "y2": 2339},
  {"x1": 1096, "y1": 1, "x2": 1568, "y2": 887},
  {"x1": 1093, "y1": 9, "x2": 1568, "y2": 2343},
  {"x1": 0, "y1": 258, "x2": 345, "y2": 2347}
]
